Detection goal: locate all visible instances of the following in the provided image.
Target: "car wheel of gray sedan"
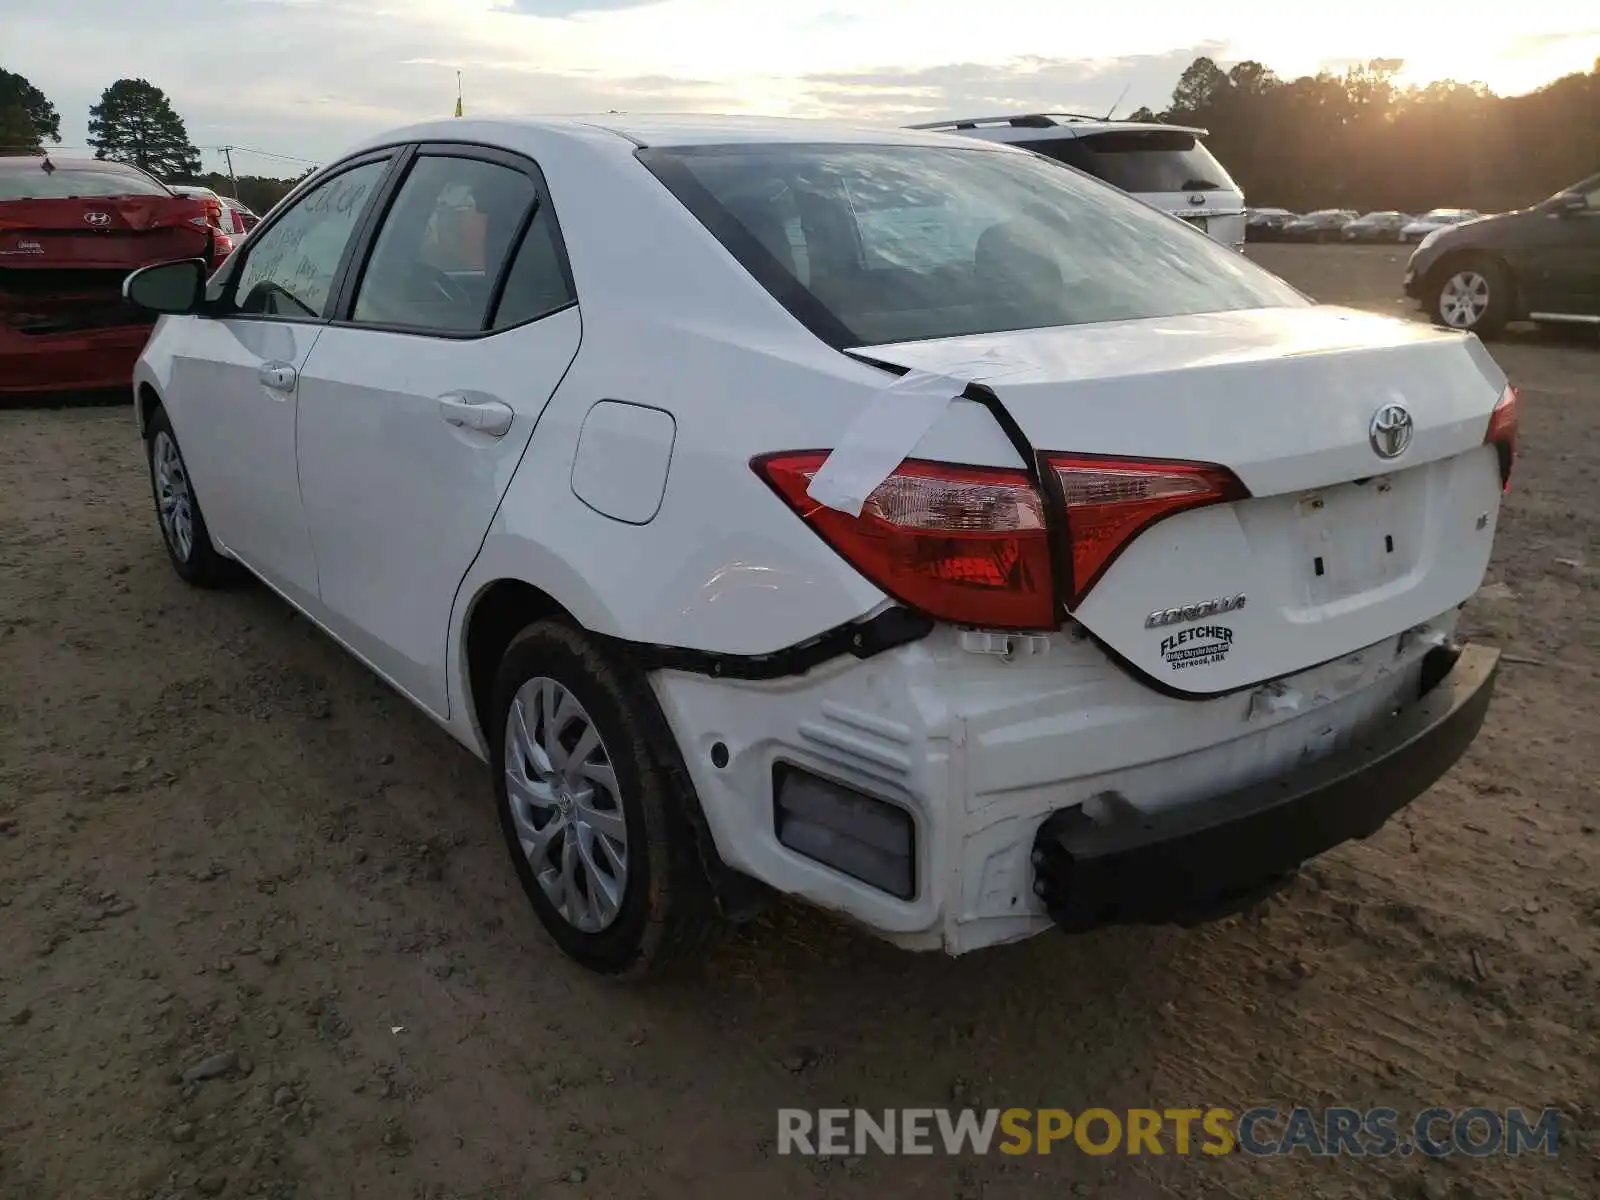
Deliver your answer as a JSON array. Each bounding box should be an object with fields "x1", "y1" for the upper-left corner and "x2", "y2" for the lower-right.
[{"x1": 1432, "y1": 258, "x2": 1510, "y2": 338}]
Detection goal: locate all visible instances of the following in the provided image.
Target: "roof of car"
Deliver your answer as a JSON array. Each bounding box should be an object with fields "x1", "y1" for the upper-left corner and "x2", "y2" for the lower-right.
[
  {"x1": 0, "y1": 154, "x2": 150, "y2": 174},
  {"x1": 343, "y1": 114, "x2": 1010, "y2": 159},
  {"x1": 904, "y1": 112, "x2": 1210, "y2": 138}
]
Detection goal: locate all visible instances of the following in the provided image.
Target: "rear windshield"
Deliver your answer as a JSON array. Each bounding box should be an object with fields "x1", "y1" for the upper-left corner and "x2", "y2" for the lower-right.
[
  {"x1": 640, "y1": 142, "x2": 1301, "y2": 348},
  {"x1": 0, "y1": 164, "x2": 171, "y2": 201},
  {"x1": 1030, "y1": 130, "x2": 1237, "y2": 194}
]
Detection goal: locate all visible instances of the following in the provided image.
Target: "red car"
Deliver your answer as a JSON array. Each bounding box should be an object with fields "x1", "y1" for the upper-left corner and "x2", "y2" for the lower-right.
[{"x1": 1, "y1": 155, "x2": 229, "y2": 396}]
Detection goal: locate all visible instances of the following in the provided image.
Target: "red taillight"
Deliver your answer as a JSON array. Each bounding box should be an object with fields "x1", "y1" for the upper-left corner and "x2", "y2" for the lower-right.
[
  {"x1": 211, "y1": 232, "x2": 235, "y2": 262},
  {"x1": 1046, "y1": 455, "x2": 1248, "y2": 608},
  {"x1": 755, "y1": 452, "x2": 1056, "y2": 629},
  {"x1": 1484, "y1": 385, "x2": 1517, "y2": 492}
]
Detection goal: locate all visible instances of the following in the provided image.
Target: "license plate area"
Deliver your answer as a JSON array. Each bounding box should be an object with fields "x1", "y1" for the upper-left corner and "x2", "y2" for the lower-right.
[{"x1": 1296, "y1": 474, "x2": 1418, "y2": 605}]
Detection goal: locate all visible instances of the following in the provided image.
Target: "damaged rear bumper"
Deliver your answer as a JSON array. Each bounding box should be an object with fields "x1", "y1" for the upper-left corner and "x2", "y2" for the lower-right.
[{"x1": 1032, "y1": 644, "x2": 1500, "y2": 931}]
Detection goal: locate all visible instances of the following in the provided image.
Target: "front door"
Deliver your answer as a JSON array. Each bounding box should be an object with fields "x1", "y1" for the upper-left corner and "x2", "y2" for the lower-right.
[
  {"x1": 293, "y1": 146, "x2": 582, "y2": 716},
  {"x1": 169, "y1": 156, "x2": 395, "y2": 607},
  {"x1": 1544, "y1": 179, "x2": 1600, "y2": 316}
]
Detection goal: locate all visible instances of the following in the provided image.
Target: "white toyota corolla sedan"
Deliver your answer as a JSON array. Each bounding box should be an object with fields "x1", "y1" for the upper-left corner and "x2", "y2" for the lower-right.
[{"x1": 125, "y1": 115, "x2": 1515, "y2": 979}]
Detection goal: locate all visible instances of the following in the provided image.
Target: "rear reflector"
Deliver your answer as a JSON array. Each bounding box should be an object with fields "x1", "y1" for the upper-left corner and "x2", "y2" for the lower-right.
[
  {"x1": 1046, "y1": 455, "x2": 1248, "y2": 607},
  {"x1": 755, "y1": 452, "x2": 1055, "y2": 629},
  {"x1": 773, "y1": 766, "x2": 915, "y2": 899},
  {"x1": 1484, "y1": 385, "x2": 1517, "y2": 492}
]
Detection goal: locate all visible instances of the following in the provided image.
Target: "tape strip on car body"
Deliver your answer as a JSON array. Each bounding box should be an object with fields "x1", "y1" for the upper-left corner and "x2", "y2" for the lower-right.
[{"x1": 805, "y1": 368, "x2": 972, "y2": 516}]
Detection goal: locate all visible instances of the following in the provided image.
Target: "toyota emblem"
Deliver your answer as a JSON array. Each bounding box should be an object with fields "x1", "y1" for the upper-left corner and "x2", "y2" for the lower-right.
[
  {"x1": 84, "y1": 211, "x2": 111, "y2": 227},
  {"x1": 1187, "y1": 194, "x2": 1206, "y2": 206},
  {"x1": 1369, "y1": 403, "x2": 1414, "y2": 459}
]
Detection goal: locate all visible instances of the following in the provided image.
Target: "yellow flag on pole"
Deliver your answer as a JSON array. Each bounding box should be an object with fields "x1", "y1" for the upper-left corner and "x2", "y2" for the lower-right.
[{"x1": 455, "y1": 71, "x2": 463, "y2": 118}]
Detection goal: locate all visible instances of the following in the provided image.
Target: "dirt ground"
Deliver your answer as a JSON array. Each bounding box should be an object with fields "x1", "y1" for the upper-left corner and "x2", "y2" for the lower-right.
[{"x1": 2, "y1": 245, "x2": 1597, "y2": 1200}]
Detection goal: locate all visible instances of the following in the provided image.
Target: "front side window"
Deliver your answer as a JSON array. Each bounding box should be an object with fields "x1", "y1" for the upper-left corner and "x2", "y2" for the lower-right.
[
  {"x1": 231, "y1": 160, "x2": 388, "y2": 320},
  {"x1": 351, "y1": 155, "x2": 537, "y2": 333},
  {"x1": 642, "y1": 142, "x2": 1303, "y2": 348}
]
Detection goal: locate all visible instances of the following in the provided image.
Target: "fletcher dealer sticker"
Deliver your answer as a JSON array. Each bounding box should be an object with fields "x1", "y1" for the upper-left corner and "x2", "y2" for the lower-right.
[{"x1": 1160, "y1": 625, "x2": 1234, "y2": 671}]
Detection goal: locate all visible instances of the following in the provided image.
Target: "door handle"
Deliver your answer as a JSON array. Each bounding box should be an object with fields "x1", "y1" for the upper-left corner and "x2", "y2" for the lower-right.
[
  {"x1": 258, "y1": 362, "x2": 297, "y2": 392},
  {"x1": 438, "y1": 394, "x2": 514, "y2": 438}
]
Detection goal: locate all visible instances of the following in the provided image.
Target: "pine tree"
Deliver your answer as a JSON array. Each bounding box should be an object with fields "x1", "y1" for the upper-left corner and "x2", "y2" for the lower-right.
[
  {"x1": 87, "y1": 78, "x2": 202, "y2": 180},
  {"x1": 0, "y1": 68, "x2": 61, "y2": 152}
]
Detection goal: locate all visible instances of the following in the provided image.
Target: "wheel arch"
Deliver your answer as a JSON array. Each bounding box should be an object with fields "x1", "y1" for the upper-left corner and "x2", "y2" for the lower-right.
[
  {"x1": 456, "y1": 572, "x2": 770, "y2": 922},
  {"x1": 461, "y1": 577, "x2": 572, "y2": 752},
  {"x1": 136, "y1": 381, "x2": 162, "y2": 439}
]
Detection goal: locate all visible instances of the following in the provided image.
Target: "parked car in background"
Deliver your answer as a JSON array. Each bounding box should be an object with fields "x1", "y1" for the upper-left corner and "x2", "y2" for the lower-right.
[
  {"x1": 909, "y1": 112, "x2": 1248, "y2": 250},
  {"x1": 1281, "y1": 210, "x2": 1358, "y2": 242},
  {"x1": 1343, "y1": 211, "x2": 1412, "y2": 242},
  {"x1": 169, "y1": 184, "x2": 226, "y2": 230},
  {"x1": 125, "y1": 115, "x2": 1509, "y2": 979},
  {"x1": 1246, "y1": 208, "x2": 1297, "y2": 241},
  {"x1": 1404, "y1": 172, "x2": 1600, "y2": 336},
  {"x1": 1399, "y1": 209, "x2": 1481, "y2": 244},
  {"x1": 220, "y1": 196, "x2": 259, "y2": 237},
  {"x1": 169, "y1": 186, "x2": 256, "y2": 240},
  {"x1": 0, "y1": 155, "x2": 221, "y2": 395}
]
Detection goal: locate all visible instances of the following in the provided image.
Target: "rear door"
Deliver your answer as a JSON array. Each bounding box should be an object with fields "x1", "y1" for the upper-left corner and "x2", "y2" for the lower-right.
[
  {"x1": 165, "y1": 155, "x2": 396, "y2": 609},
  {"x1": 1032, "y1": 130, "x2": 1246, "y2": 247},
  {"x1": 293, "y1": 145, "x2": 581, "y2": 717}
]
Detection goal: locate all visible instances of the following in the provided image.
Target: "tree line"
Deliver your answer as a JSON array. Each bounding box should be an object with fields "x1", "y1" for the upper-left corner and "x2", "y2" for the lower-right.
[
  {"x1": 8, "y1": 56, "x2": 1600, "y2": 219},
  {"x1": 1129, "y1": 55, "x2": 1600, "y2": 214},
  {"x1": 1, "y1": 70, "x2": 304, "y2": 213}
]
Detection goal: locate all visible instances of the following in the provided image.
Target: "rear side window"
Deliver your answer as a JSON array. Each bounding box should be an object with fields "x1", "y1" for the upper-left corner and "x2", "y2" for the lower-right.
[
  {"x1": 490, "y1": 202, "x2": 576, "y2": 328},
  {"x1": 1032, "y1": 131, "x2": 1237, "y2": 195},
  {"x1": 640, "y1": 143, "x2": 1301, "y2": 348},
  {"x1": 351, "y1": 155, "x2": 537, "y2": 333},
  {"x1": 0, "y1": 164, "x2": 169, "y2": 200}
]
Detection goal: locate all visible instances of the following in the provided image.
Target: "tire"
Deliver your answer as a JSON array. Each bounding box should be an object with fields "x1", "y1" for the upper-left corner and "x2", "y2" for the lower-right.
[
  {"x1": 144, "y1": 405, "x2": 241, "y2": 588},
  {"x1": 489, "y1": 620, "x2": 719, "y2": 979},
  {"x1": 1430, "y1": 256, "x2": 1511, "y2": 338}
]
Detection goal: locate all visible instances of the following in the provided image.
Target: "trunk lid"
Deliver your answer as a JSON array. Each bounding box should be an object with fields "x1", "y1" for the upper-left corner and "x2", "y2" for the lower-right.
[
  {"x1": 0, "y1": 196, "x2": 212, "y2": 268},
  {"x1": 1, "y1": 196, "x2": 212, "y2": 336},
  {"x1": 863, "y1": 305, "x2": 1508, "y2": 694}
]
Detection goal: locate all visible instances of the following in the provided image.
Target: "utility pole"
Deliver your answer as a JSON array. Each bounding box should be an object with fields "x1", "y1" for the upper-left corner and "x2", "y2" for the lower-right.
[{"x1": 221, "y1": 146, "x2": 239, "y2": 198}]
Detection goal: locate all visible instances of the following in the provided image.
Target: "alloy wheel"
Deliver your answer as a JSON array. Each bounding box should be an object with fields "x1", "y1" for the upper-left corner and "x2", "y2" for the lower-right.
[
  {"x1": 152, "y1": 431, "x2": 195, "y2": 562},
  {"x1": 503, "y1": 677, "x2": 629, "y2": 933},
  {"x1": 1438, "y1": 270, "x2": 1491, "y2": 329}
]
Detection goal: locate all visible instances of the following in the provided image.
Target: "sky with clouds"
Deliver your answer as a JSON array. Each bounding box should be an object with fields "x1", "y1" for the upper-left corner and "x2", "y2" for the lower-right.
[{"x1": 4, "y1": 0, "x2": 1598, "y2": 177}]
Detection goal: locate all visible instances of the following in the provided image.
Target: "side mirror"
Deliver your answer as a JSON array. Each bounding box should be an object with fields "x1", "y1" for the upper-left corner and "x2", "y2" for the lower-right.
[{"x1": 124, "y1": 259, "x2": 208, "y2": 314}]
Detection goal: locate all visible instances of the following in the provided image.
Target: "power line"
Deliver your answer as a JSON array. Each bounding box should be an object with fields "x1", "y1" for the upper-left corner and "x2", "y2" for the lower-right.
[{"x1": 209, "y1": 143, "x2": 321, "y2": 167}]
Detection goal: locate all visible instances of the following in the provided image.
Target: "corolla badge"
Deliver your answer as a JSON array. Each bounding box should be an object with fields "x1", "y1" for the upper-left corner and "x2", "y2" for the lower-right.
[
  {"x1": 1369, "y1": 403, "x2": 1414, "y2": 459},
  {"x1": 1145, "y1": 593, "x2": 1247, "y2": 628},
  {"x1": 84, "y1": 211, "x2": 111, "y2": 227}
]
